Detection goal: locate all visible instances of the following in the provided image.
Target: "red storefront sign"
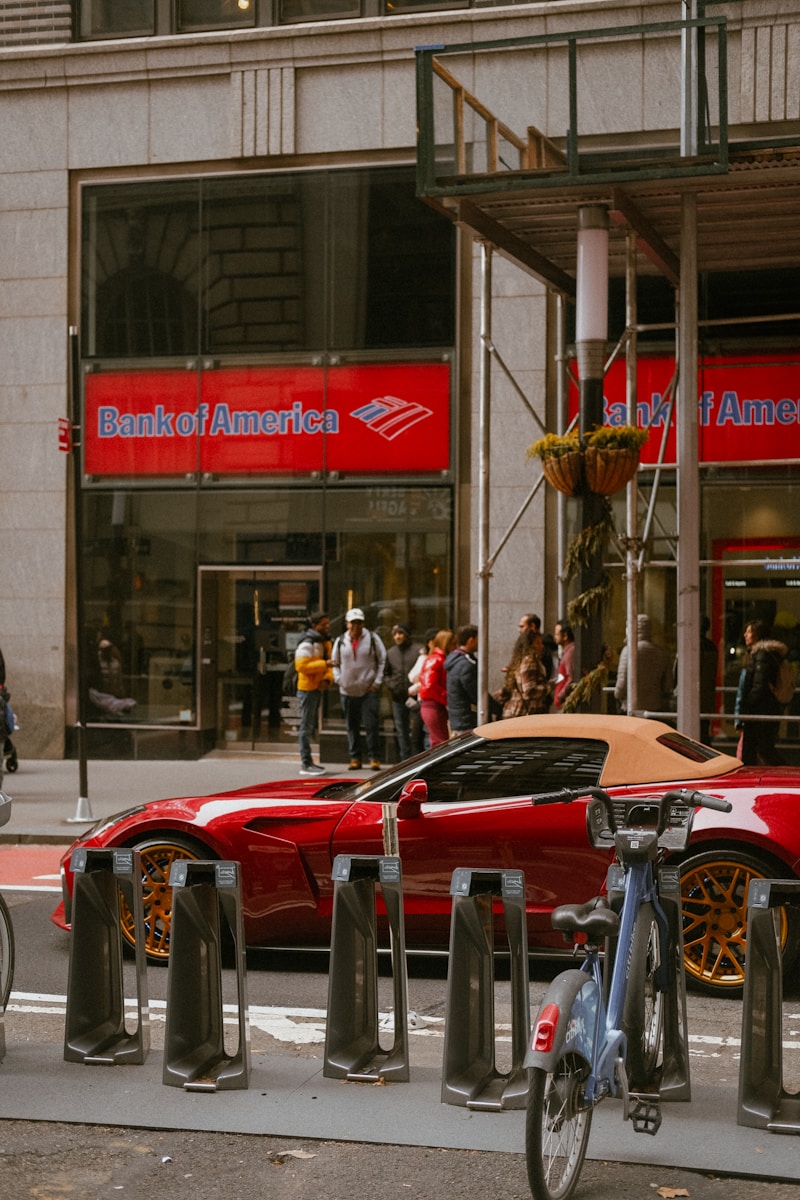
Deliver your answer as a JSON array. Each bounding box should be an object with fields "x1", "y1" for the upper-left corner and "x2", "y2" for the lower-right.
[
  {"x1": 83, "y1": 363, "x2": 451, "y2": 477},
  {"x1": 569, "y1": 354, "x2": 800, "y2": 464}
]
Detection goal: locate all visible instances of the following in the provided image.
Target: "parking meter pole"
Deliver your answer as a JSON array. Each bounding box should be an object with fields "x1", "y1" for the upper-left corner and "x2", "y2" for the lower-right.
[
  {"x1": 738, "y1": 878, "x2": 800, "y2": 1131},
  {"x1": 657, "y1": 864, "x2": 691, "y2": 1101},
  {"x1": 162, "y1": 860, "x2": 250, "y2": 1091},
  {"x1": 324, "y1": 855, "x2": 409, "y2": 1082},
  {"x1": 64, "y1": 848, "x2": 149, "y2": 1065},
  {"x1": 441, "y1": 868, "x2": 529, "y2": 1110}
]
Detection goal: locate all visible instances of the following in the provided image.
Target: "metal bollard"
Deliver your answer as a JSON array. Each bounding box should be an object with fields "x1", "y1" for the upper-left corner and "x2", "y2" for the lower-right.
[
  {"x1": 738, "y1": 878, "x2": 800, "y2": 1132},
  {"x1": 64, "y1": 847, "x2": 150, "y2": 1065},
  {"x1": 162, "y1": 860, "x2": 250, "y2": 1091},
  {"x1": 323, "y1": 854, "x2": 409, "y2": 1082},
  {"x1": 441, "y1": 867, "x2": 529, "y2": 1110}
]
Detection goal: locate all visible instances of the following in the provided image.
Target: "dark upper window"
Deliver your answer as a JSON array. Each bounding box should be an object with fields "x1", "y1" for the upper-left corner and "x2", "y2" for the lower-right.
[
  {"x1": 81, "y1": 0, "x2": 155, "y2": 37},
  {"x1": 177, "y1": 0, "x2": 255, "y2": 31},
  {"x1": 82, "y1": 168, "x2": 455, "y2": 359}
]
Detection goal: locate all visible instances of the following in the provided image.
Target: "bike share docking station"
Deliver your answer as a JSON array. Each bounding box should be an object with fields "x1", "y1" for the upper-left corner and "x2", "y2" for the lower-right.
[
  {"x1": 64, "y1": 847, "x2": 150, "y2": 1065},
  {"x1": 738, "y1": 878, "x2": 800, "y2": 1133},
  {"x1": 441, "y1": 867, "x2": 529, "y2": 1111},
  {"x1": 323, "y1": 854, "x2": 410, "y2": 1082},
  {"x1": 162, "y1": 859, "x2": 250, "y2": 1091}
]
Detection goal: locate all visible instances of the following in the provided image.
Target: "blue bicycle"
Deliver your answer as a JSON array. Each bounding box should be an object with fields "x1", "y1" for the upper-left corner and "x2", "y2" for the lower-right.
[{"x1": 524, "y1": 785, "x2": 732, "y2": 1200}]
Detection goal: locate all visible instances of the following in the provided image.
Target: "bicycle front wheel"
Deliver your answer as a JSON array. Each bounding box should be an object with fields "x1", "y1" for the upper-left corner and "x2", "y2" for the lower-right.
[
  {"x1": 622, "y1": 901, "x2": 665, "y2": 1088},
  {"x1": 526, "y1": 1053, "x2": 593, "y2": 1200},
  {"x1": 0, "y1": 891, "x2": 14, "y2": 1009}
]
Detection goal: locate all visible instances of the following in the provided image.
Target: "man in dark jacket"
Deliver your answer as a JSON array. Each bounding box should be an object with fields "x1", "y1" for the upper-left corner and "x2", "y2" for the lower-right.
[
  {"x1": 384, "y1": 623, "x2": 423, "y2": 761},
  {"x1": 445, "y1": 624, "x2": 478, "y2": 733}
]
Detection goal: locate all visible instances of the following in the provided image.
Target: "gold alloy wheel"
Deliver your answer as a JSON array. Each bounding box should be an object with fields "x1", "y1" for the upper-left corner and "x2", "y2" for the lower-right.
[
  {"x1": 119, "y1": 840, "x2": 203, "y2": 961},
  {"x1": 680, "y1": 854, "x2": 788, "y2": 993}
]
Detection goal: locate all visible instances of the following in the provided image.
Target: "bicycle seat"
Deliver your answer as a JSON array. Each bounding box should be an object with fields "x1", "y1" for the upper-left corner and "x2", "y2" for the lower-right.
[{"x1": 551, "y1": 895, "x2": 620, "y2": 939}]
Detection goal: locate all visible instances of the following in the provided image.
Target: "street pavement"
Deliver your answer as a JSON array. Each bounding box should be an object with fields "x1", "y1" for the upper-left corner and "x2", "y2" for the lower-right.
[{"x1": 0, "y1": 754, "x2": 798, "y2": 1198}]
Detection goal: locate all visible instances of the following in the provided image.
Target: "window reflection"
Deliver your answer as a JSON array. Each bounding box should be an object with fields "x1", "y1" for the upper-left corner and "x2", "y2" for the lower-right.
[
  {"x1": 177, "y1": 0, "x2": 255, "y2": 29},
  {"x1": 82, "y1": 168, "x2": 455, "y2": 358},
  {"x1": 280, "y1": 0, "x2": 360, "y2": 19}
]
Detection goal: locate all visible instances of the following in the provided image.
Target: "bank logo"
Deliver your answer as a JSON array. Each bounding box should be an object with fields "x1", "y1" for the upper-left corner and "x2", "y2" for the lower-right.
[{"x1": 351, "y1": 395, "x2": 433, "y2": 441}]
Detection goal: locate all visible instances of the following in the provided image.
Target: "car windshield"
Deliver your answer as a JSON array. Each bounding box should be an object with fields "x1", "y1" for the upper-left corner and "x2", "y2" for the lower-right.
[{"x1": 316, "y1": 733, "x2": 609, "y2": 805}]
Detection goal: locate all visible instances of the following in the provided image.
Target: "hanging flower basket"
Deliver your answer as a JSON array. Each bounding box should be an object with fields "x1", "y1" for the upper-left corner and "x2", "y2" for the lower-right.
[
  {"x1": 584, "y1": 445, "x2": 641, "y2": 495},
  {"x1": 541, "y1": 450, "x2": 584, "y2": 496},
  {"x1": 528, "y1": 431, "x2": 583, "y2": 496}
]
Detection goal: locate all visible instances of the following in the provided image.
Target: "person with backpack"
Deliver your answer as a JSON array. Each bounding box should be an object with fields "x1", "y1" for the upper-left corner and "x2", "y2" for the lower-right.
[
  {"x1": 736, "y1": 618, "x2": 791, "y2": 765},
  {"x1": 294, "y1": 612, "x2": 333, "y2": 776},
  {"x1": 331, "y1": 608, "x2": 387, "y2": 771}
]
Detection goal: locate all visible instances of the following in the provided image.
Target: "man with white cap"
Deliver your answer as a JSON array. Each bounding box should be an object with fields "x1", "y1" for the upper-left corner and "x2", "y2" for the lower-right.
[{"x1": 332, "y1": 607, "x2": 387, "y2": 770}]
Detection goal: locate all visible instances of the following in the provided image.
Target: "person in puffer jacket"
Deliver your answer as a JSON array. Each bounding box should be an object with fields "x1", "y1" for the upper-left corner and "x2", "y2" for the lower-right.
[
  {"x1": 419, "y1": 629, "x2": 455, "y2": 746},
  {"x1": 737, "y1": 618, "x2": 788, "y2": 765},
  {"x1": 444, "y1": 624, "x2": 479, "y2": 733}
]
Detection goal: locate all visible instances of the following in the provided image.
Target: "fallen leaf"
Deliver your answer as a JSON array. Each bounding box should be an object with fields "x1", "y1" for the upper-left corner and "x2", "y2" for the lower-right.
[{"x1": 656, "y1": 1188, "x2": 690, "y2": 1198}]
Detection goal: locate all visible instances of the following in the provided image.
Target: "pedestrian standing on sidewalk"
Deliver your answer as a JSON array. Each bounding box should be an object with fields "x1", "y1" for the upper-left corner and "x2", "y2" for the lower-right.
[
  {"x1": 419, "y1": 629, "x2": 455, "y2": 746},
  {"x1": 445, "y1": 624, "x2": 478, "y2": 734},
  {"x1": 294, "y1": 611, "x2": 333, "y2": 776},
  {"x1": 384, "y1": 623, "x2": 423, "y2": 761},
  {"x1": 332, "y1": 607, "x2": 387, "y2": 770}
]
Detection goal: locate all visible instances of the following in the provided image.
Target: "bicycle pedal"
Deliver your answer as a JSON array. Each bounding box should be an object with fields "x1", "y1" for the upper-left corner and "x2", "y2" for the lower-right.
[{"x1": 628, "y1": 1095, "x2": 662, "y2": 1135}]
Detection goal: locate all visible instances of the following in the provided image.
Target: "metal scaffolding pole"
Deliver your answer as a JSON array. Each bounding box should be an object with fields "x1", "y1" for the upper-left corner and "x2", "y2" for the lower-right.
[
  {"x1": 477, "y1": 242, "x2": 492, "y2": 725},
  {"x1": 556, "y1": 294, "x2": 569, "y2": 620},
  {"x1": 624, "y1": 230, "x2": 640, "y2": 716},
  {"x1": 676, "y1": 192, "x2": 701, "y2": 738}
]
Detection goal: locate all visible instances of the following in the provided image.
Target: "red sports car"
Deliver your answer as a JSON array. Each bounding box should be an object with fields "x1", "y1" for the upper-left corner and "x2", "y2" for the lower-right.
[{"x1": 52, "y1": 715, "x2": 800, "y2": 995}]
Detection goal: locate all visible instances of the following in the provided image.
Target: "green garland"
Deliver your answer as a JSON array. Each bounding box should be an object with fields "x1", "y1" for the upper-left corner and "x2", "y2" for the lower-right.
[
  {"x1": 563, "y1": 500, "x2": 614, "y2": 583},
  {"x1": 562, "y1": 661, "x2": 609, "y2": 714},
  {"x1": 567, "y1": 572, "x2": 612, "y2": 628}
]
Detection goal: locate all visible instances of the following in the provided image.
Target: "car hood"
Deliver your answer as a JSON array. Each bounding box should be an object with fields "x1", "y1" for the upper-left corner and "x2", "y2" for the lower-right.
[{"x1": 78, "y1": 776, "x2": 358, "y2": 842}]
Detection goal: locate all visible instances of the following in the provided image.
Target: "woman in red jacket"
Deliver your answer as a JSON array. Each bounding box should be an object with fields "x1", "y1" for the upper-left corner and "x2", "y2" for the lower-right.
[{"x1": 419, "y1": 629, "x2": 455, "y2": 746}]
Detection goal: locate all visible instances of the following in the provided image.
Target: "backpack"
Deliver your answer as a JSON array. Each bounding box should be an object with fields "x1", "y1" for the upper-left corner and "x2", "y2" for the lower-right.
[
  {"x1": 282, "y1": 658, "x2": 299, "y2": 697},
  {"x1": 770, "y1": 657, "x2": 795, "y2": 706}
]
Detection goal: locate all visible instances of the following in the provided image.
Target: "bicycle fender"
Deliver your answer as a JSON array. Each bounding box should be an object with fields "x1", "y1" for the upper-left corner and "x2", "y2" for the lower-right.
[{"x1": 525, "y1": 969, "x2": 600, "y2": 1073}]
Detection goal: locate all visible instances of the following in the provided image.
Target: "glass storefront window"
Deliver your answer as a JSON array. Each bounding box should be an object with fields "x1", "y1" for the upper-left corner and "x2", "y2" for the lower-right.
[
  {"x1": 81, "y1": 485, "x2": 452, "y2": 735},
  {"x1": 328, "y1": 170, "x2": 456, "y2": 350},
  {"x1": 82, "y1": 492, "x2": 198, "y2": 726},
  {"x1": 202, "y1": 174, "x2": 325, "y2": 354},
  {"x1": 82, "y1": 168, "x2": 455, "y2": 359},
  {"x1": 197, "y1": 490, "x2": 325, "y2": 564},
  {"x1": 701, "y1": 471, "x2": 800, "y2": 739},
  {"x1": 81, "y1": 181, "x2": 200, "y2": 358}
]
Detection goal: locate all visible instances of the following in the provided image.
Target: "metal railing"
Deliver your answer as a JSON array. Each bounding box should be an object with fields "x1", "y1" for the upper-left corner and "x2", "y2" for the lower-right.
[{"x1": 416, "y1": 16, "x2": 729, "y2": 196}]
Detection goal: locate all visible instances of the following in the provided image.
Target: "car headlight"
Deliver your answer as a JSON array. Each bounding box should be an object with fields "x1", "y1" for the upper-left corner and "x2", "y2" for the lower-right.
[{"x1": 79, "y1": 804, "x2": 147, "y2": 840}]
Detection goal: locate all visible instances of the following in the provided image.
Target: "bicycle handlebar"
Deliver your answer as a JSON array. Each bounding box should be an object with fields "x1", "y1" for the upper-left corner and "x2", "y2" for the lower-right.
[
  {"x1": 531, "y1": 784, "x2": 732, "y2": 814},
  {"x1": 667, "y1": 787, "x2": 732, "y2": 814}
]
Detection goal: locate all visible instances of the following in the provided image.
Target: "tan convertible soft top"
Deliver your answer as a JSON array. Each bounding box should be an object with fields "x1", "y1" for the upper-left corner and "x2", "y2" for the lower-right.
[{"x1": 474, "y1": 714, "x2": 742, "y2": 787}]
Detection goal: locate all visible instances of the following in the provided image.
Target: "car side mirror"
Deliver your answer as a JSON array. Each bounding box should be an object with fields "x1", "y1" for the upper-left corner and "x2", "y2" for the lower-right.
[{"x1": 396, "y1": 778, "x2": 427, "y2": 819}]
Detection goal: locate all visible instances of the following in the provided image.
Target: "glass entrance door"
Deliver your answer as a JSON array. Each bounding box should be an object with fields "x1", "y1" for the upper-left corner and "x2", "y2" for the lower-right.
[{"x1": 199, "y1": 567, "x2": 322, "y2": 751}]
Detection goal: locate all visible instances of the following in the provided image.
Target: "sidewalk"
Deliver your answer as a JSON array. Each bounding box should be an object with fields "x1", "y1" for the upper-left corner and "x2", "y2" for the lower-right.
[{"x1": 0, "y1": 752, "x2": 354, "y2": 843}]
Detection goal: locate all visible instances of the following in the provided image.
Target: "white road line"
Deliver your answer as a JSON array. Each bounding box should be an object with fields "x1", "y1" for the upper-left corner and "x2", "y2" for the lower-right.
[{"x1": 7, "y1": 993, "x2": 800, "y2": 1052}]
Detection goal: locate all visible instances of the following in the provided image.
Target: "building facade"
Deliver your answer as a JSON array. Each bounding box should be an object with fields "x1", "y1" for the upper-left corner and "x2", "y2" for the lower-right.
[{"x1": 1, "y1": 0, "x2": 799, "y2": 760}]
